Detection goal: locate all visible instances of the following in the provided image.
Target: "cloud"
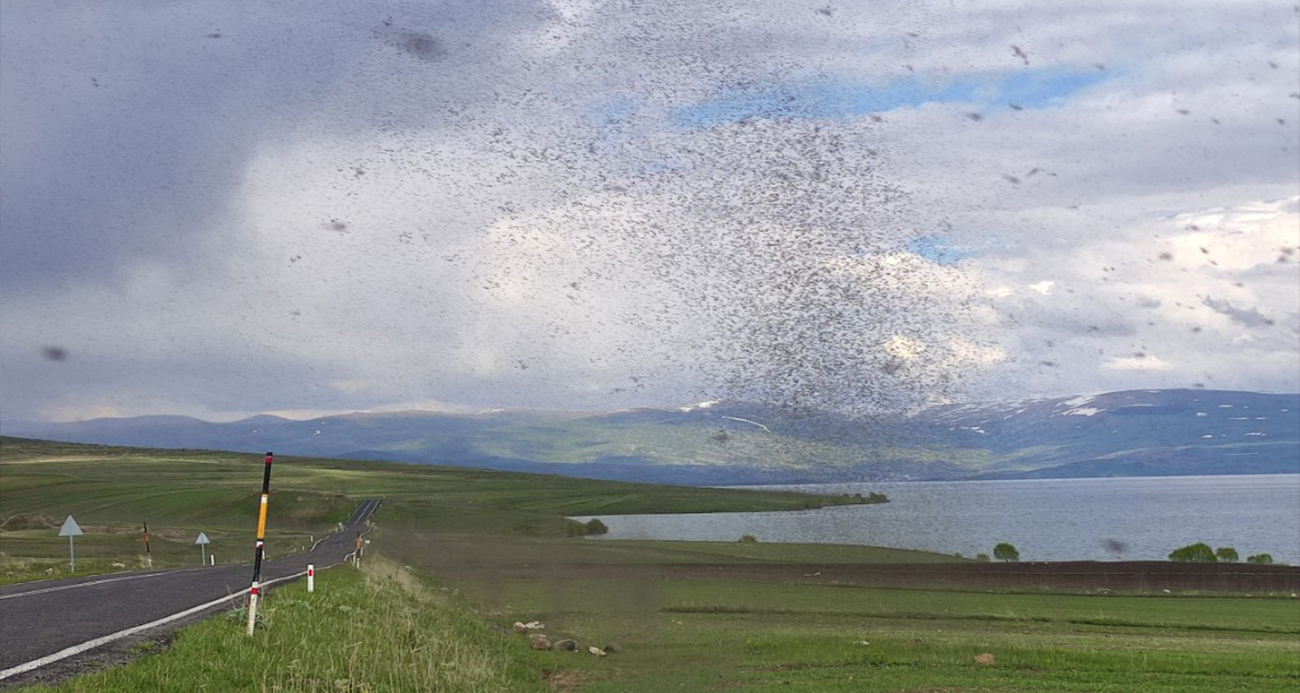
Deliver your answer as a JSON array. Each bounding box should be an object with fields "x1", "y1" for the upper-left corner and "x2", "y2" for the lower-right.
[
  {"x1": 1202, "y1": 297, "x2": 1275, "y2": 327},
  {"x1": 968, "y1": 195, "x2": 1299, "y2": 397},
  {"x1": 1103, "y1": 355, "x2": 1174, "y2": 371},
  {"x1": 1, "y1": 0, "x2": 1297, "y2": 422}
]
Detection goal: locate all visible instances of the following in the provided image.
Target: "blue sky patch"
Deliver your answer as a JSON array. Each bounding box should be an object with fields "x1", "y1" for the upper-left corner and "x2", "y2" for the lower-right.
[
  {"x1": 587, "y1": 96, "x2": 638, "y2": 126},
  {"x1": 906, "y1": 236, "x2": 983, "y2": 265},
  {"x1": 674, "y1": 67, "x2": 1107, "y2": 128}
]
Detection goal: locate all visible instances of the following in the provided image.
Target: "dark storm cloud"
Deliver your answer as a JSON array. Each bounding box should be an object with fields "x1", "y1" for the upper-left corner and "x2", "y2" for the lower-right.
[
  {"x1": 0, "y1": 338, "x2": 344, "y2": 419},
  {"x1": 0, "y1": 1, "x2": 544, "y2": 293}
]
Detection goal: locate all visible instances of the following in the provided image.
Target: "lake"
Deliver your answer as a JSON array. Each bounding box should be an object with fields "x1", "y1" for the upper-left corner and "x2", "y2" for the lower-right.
[{"x1": 572, "y1": 474, "x2": 1300, "y2": 563}]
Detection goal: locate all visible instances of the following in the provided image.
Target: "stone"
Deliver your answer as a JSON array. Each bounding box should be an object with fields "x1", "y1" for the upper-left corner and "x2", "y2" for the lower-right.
[
  {"x1": 588, "y1": 646, "x2": 607, "y2": 657},
  {"x1": 974, "y1": 653, "x2": 996, "y2": 666},
  {"x1": 602, "y1": 643, "x2": 621, "y2": 653},
  {"x1": 552, "y1": 639, "x2": 578, "y2": 651},
  {"x1": 529, "y1": 634, "x2": 552, "y2": 650},
  {"x1": 512, "y1": 622, "x2": 528, "y2": 634}
]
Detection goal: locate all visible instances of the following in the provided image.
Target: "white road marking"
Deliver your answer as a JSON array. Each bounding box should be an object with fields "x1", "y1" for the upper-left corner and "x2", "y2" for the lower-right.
[
  {"x1": 0, "y1": 569, "x2": 206, "y2": 601},
  {"x1": 0, "y1": 568, "x2": 311, "y2": 681},
  {"x1": 0, "y1": 499, "x2": 379, "y2": 601},
  {"x1": 0, "y1": 499, "x2": 382, "y2": 680}
]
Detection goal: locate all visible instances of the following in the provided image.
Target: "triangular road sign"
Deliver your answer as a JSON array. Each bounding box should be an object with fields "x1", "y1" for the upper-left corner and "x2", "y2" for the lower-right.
[
  {"x1": 59, "y1": 515, "x2": 83, "y2": 537},
  {"x1": 195, "y1": 532, "x2": 210, "y2": 545}
]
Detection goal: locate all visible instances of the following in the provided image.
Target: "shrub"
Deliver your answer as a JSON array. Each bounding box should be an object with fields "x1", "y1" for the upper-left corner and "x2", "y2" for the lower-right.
[
  {"x1": 993, "y1": 542, "x2": 1020, "y2": 562},
  {"x1": 1246, "y1": 553, "x2": 1274, "y2": 565},
  {"x1": 1168, "y1": 542, "x2": 1217, "y2": 563},
  {"x1": 1214, "y1": 547, "x2": 1239, "y2": 563},
  {"x1": 975, "y1": 553, "x2": 991, "y2": 562},
  {"x1": 738, "y1": 534, "x2": 759, "y2": 544},
  {"x1": 584, "y1": 518, "x2": 609, "y2": 535}
]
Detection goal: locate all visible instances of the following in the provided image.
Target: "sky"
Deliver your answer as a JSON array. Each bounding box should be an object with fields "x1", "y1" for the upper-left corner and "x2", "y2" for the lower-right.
[{"x1": 1, "y1": 0, "x2": 1298, "y2": 423}]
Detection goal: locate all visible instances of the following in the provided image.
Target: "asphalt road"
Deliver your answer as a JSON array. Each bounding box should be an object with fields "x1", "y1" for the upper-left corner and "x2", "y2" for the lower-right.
[{"x1": 0, "y1": 498, "x2": 381, "y2": 680}]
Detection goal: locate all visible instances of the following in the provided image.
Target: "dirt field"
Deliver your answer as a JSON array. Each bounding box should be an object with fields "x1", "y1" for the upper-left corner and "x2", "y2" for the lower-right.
[{"x1": 454, "y1": 560, "x2": 1300, "y2": 594}]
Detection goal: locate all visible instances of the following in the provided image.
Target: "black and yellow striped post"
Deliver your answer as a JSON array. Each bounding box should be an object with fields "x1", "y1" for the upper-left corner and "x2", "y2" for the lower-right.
[
  {"x1": 142, "y1": 522, "x2": 152, "y2": 568},
  {"x1": 246, "y1": 451, "x2": 274, "y2": 637}
]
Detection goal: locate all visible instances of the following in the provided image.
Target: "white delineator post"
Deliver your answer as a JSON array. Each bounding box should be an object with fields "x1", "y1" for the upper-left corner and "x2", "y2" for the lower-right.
[
  {"x1": 246, "y1": 582, "x2": 260, "y2": 637},
  {"x1": 307, "y1": 564, "x2": 315, "y2": 593}
]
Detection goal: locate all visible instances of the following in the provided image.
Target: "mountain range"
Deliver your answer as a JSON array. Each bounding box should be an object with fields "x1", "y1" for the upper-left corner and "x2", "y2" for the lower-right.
[{"x1": 3, "y1": 389, "x2": 1297, "y2": 485}]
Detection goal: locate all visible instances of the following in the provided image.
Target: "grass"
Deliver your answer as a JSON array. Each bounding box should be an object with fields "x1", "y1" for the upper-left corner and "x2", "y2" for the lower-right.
[
  {"x1": 0, "y1": 437, "x2": 881, "y2": 523},
  {"x1": 0, "y1": 557, "x2": 153, "y2": 586},
  {"x1": 5, "y1": 437, "x2": 1299, "y2": 692},
  {"x1": 476, "y1": 577, "x2": 1300, "y2": 692},
  {"x1": 0, "y1": 436, "x2": 887, "y2": 584}
]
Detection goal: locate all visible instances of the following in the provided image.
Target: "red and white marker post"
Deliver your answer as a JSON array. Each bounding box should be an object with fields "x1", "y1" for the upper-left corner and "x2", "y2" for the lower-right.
[{"x1": 307, "y1": 564, "x2": 315, "y2": 593}]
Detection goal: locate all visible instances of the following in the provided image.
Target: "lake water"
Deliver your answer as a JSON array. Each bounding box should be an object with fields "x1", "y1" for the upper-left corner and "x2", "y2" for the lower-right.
[{"x1": 572, "y1": 474, "x2": 1300, "y2": 563}]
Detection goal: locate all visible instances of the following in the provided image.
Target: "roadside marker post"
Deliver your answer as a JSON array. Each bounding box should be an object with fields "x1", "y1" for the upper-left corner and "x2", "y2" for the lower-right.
[
  {"x1": 246, "y1": 452, "x2": 275, "y2": 637},
  {"x1": 143, "y1": 522, "x2": 152, "y2": 568},
  {"x1": 307, "y1": 564, "x2": 314, "y2": 593},
  {"x1": 59, "y1": 516, "x2": 83, "y2": 572},
  {"x1": 195, "y1": 532, "x2": 210, "y2": 567},
  {"x1": 246, "y1": 582, "x2": 260, "y2": 637}
]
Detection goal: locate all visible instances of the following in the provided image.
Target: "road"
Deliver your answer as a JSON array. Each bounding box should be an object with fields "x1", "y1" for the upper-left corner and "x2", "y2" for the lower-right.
[{"x1": 0, "y1": 498, "x2": 381, "y2": 683}]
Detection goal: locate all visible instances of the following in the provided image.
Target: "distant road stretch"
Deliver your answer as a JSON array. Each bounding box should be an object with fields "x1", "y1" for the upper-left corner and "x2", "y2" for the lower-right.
[{"x1": 0, "y1": 498, "x2": 381, "y2": 682}]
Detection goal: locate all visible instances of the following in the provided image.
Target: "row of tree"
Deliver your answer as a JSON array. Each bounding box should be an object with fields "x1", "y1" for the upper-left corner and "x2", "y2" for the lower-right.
[
  {"x1": 1168, "y1": 543, "x2": 1274, "y2": 564},
  {"x1": 971, "y1": 542, "x2": 1278, "y2": 564}
]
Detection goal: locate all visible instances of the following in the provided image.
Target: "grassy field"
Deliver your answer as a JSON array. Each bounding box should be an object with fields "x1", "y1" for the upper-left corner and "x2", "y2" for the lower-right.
[
  {"x1": 4, "y1": 437, "x2": 1299, "y2": 692},
  {"x1": 491, "y1": 580, "x2": 1299, "y2": 692},
  {"x1": 0, "y1": 436, "x2": 879, "y2": 583}
]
